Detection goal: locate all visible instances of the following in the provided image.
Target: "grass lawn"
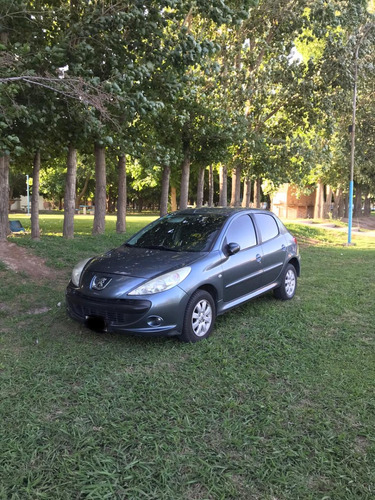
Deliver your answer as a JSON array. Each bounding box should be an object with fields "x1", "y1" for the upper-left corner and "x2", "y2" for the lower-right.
[{"x1": 1, "y1": 214, "x2": 374, "y2": 499}]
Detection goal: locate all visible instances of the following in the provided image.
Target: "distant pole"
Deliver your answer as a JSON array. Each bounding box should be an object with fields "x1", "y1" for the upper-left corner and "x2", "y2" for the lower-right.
[
  {"x1": 348, "y1": 22, "x2": 375, "y2": 244},
  {"x1": 26, "y1": 174, "x2": 30, "y2": 214},
  {"x1": 347, "y1": 44, "x2": 359, "y2": 245}
]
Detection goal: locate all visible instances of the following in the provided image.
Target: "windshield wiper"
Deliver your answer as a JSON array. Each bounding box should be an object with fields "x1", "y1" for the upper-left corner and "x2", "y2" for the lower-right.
[
  {"x1": 125, "y1": 243, "x2": 179, "y2": 252},
  {"x1": 144, "y1": 245, "x2": 179, "y2": 252}
]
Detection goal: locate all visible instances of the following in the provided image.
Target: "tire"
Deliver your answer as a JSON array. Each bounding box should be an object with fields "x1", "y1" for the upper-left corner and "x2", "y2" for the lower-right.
[
  {"x1": 179, "y1": 290, "x2": 216, "y2": 343},
  {"x1": 273, "y1": 264, "x2": 297, "y2": 300}
]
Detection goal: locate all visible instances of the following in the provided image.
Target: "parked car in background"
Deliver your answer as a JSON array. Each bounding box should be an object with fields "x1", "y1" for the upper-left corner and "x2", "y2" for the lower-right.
[{"x1": 66, "y1": 208, "x2": 300, "y2": 342}]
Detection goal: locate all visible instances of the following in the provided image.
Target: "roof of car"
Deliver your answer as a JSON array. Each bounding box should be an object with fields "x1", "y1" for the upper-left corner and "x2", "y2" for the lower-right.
[{"x1": 175, "y1": 207, "x2": 269, "y2": 216}]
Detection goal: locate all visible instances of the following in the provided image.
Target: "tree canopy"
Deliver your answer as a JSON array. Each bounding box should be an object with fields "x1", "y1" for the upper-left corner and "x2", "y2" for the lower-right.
[{"x1": 1, "y1": 0, "x2": 375, "y2": 239}]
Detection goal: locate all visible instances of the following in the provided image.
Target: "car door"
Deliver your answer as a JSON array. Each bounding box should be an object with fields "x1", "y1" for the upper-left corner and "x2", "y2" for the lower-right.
[
  {"x1": 221, "y1": 214, "x2": 263, "y2": 303},
  {"x1": 252, "y1": 213, "x2": 287, "y2": 287}
]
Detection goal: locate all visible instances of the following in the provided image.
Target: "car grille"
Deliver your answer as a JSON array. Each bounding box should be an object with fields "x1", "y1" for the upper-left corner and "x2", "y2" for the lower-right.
[{"x1": 67, "y1": 295, "x2": 151, "y2": 325}]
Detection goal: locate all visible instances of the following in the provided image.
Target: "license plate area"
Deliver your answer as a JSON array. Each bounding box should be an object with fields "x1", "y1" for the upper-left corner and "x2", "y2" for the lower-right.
[{"x1": 85, "y1": 315, "x2": 107, "y2": 333}]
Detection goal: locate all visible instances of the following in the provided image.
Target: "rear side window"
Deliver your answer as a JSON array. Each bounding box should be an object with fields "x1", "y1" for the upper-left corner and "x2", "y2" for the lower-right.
[
  {"x1": 225, "y1": 215, "x2": 257, "y2": 250},
  {"x1": 253, "y1": 213, "x2": 279, "y2": 242}
]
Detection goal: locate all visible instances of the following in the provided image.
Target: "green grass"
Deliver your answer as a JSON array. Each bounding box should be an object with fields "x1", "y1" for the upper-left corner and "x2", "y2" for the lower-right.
[{"x1": 1, "y1": 215, "x2": 374, "y2": 499}]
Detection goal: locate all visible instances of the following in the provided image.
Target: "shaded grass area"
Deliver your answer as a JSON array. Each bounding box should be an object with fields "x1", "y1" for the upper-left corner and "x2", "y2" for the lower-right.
[
  {"x1": 1, "y1": 215, "x2": 375, "y2": 499},
  {"x1": 8, "y1": 214, "x2": 156, "y2": 270}
]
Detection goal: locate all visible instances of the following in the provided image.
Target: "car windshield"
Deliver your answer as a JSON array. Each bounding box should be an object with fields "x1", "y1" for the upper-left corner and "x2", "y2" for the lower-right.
[{"x1": 126, "y1": 213, "x2": 228, "y2": 252}]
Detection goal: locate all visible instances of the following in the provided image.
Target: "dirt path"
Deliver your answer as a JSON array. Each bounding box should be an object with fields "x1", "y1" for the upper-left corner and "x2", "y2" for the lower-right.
[
  {"x1": 292, "y1": 217, "x2": 375, "y2": 237},
  {"x1": 0, "y1": 241, "x2": 61, "y2": 281}
]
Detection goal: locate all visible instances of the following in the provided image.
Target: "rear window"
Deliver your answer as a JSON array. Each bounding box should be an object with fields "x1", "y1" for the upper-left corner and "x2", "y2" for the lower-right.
[{"x1": 253, "y1": 213, "x2": 279, "y2": 242}]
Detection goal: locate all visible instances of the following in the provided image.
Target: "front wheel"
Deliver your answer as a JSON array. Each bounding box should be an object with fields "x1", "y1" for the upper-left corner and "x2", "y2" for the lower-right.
[
  {"x1": 179, "y1": 290, "x2": 216, "y2": 343},
  {"x1": 273, "y1": 264, "x2": 297, "y2": 300}
]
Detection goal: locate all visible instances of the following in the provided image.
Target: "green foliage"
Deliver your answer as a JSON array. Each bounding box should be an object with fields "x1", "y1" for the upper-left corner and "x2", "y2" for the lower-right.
[{"x1": 1, "y1": 0, "x2": 375, "y2": 208}]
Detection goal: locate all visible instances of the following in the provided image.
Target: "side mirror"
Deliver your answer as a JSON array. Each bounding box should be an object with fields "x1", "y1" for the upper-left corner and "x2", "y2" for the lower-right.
[{"x1": 227, "y1": 242, "x2": 240, "y2": 255}]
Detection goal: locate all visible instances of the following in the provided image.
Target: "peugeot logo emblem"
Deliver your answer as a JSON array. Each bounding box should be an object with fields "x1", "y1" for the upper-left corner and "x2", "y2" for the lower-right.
[{"x1": 91, "y1": 276, "x2": 112, "y2": 291}]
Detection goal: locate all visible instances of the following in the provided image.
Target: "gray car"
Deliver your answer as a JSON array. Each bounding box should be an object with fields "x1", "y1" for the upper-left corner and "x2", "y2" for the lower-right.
[{"x1": 66, "y1": 208, "x2": 300, "y2": 342}]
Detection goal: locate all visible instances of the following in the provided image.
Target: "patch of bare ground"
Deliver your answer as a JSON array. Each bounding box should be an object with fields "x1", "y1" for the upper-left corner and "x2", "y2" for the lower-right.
[
  {"x1": 342, "y1": 216, "x2": 375, "y2": 231},
  {"x1": 0, "y1": 241, "x2": 64, "y2": 281},
  {"x1": 354, "y1": 436, "x2": 371, "y2": 454},
  {"x1": 185, "y1": 483, "x2": 214, "y2": 500},
  {"x1": 297, "y1": 236, "x2": 324, "y2": 247}
]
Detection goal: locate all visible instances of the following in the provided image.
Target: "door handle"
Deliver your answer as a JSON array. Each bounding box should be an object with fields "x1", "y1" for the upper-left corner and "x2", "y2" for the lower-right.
[
  {"x1": 281, "y1": 244, "x2": 286, "y2": 252},
  {"x1": 256, "y1": 254, "x2": 262, "y2": 263}
]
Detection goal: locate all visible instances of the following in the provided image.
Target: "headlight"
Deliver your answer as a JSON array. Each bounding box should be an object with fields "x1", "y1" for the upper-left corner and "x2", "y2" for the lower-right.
[
  {"x1": 129, "y1": 267, "x2": 191, "y2": 295},
  {"x1": 71, "y1": 257, "x2": 93, "y2": 287}
]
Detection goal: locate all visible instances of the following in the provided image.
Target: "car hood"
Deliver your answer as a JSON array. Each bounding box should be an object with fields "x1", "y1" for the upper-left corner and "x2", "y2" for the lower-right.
[{"x1": 85, "y1": 245, "x2": 204, "y2": 279}]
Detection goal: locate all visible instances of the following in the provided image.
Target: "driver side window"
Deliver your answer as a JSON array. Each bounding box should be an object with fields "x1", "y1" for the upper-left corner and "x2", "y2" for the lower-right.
[{"x1": 225, "y1": 215, "x2": 257, "y2": 250}]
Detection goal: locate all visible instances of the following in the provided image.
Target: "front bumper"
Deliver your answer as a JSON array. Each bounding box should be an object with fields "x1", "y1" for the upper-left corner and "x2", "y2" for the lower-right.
[{"x1": 66, "y1": 284, "x2": 188, "y2": 337}]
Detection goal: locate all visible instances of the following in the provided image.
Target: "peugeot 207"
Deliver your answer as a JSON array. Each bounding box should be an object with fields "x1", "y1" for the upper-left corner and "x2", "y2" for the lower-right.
[{"x1": 66, "y1": 208, "x2": 300, "y2": 343}]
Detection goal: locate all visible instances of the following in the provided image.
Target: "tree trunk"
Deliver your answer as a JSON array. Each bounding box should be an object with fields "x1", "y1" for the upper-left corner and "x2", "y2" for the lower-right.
[
  {"x1": 138, "y1": 197, "x2": 144, "y2": 213},
  {"x1": 160, "y1": 165, "x2": 170, "y2": 216},
  {"x1": 196, "y1": 167, "x2": 205, "y2": 208},
  {"x1": 208, "y1": 165, "x2": 214, "y2": 207},
  {"x1": 92, "y1": 144, "x2": 107, "y2": 235},
  {"x1": 179, "y1": 142, "x2": 190, "y2": 210},
  {"x1": 242, "y1": 177, "x2": 251, "y2": 207},
  {"x1": 323, "y1": 185, "x2": 333, "y2": 219},
  {"x1": 116, "y1": 154, "x2": 126, "y2": 233},
  {"x1": 170, "y1": 185, "x2": 177, "y2": 212},
  {"x1": 76, "y1": 173, "x2": 91, "y2": 209},
  {"x1": 363, "y1": 189, "x2": 371, "y2": 217},
  {"x1": 0, "y1": 155, "x2": 10, "y2": 241},
  {"x1": 332, "y1": 188, "x2": 343, "y2": 219},
  {"x1": 314, "y1": 181, "x2": 324, "y2": 219},
  {"x1": 338, "y1": 191, "x2": 345, "y2": 219},
  {"x1": 63, "y1": 145, "x2": 77, "y2": 239},
  {"x1": 254, "y1": 177, "x2": 261, "y2": 208},
  {"x1": 31, "y1": 150, "x2": 41, "y2": 240},
  {"x1": 353, "y1": 183, "x2": 362, "y2": 217},
  {"x1": 230, "y1": 165, "x2": 241, "y2": 207},
  {"x1": 219, "y1": 165, "x2": 227, "y2": 207}
]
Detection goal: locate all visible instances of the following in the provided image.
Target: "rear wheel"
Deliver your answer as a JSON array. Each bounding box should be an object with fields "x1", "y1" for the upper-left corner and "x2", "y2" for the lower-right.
[
  {"x1": 273, "y1": 264, "x2": 297, "y2": 300},
  {"x1": 180, "y1": 290, "x2": 216, "y2": 343}
]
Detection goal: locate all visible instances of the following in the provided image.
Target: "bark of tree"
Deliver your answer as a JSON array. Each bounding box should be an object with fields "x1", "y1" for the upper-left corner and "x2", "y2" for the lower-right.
[
  {"x1": 92, "y1": 144, "x2": 107, "y2": 235},
  {"x1": 31, "y1": 150, "x2": 41, "y2": 240},
  {"x1": 219, "y1": 165, "x2": 227, "y2": 207},
  {"x1": 138, "y1": 198, "x2": 144, "y2": 213},
  {"x1": 363, "y1": 189, "x2": 371, "y2": 217},
  {"x1": 208, "y1": 165, "x2": 214, "y2": 207},
  {"x1": 230, "y1": 165, "x2": 241, "y2": 207},
  {"x1": 107, "y1": 192, "x2": 115, "y2": 213},
  {"x1": 242, "y1": 177, "x2": 251, "y2": 207},
  {"x1": 170, "y1": 186, "x2": 177, "y2": 212},
  {"x1": 63, "y1": 145, "x2": 77, "y2": 239},
  {"x1": 332, "y1": 188, "x2": 343, "y2": 219},
  {"x1": 338, "y1": 192, "x2": 345, "y2": 219},
  {"x1": 160, "y1": 165, "x2": 170, "y2": 216},
  {"x1": 0, "y1": 155, "x2": 10, "y2": 241},
  {"x1": 0, "y1": 32, "x2": 9, "y2": 240},
  {"x1": 116, "y1": 154, "x2": 126, "y2": 233},
  {"x1": 323, "y1": 185, "x2": 333, "y2": 219},
  {"x1": 254, "y1": 177, "x2": 261, "y2": 208},
  {"x1": 179, "y1": 141, "x2": 190, "y2": 210},
  {"x1": 76, "y1": 173, "x2": 91, "y2": 209},
  {"x1": 314, "y1": 181, "x2": 324, "y2": 219},
  {"x1": 353, "y1": 183, "x2": 362, "y2": 217},
  {"x1": 196, "y1": 167, "x2": 205, "y2": 208}
]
